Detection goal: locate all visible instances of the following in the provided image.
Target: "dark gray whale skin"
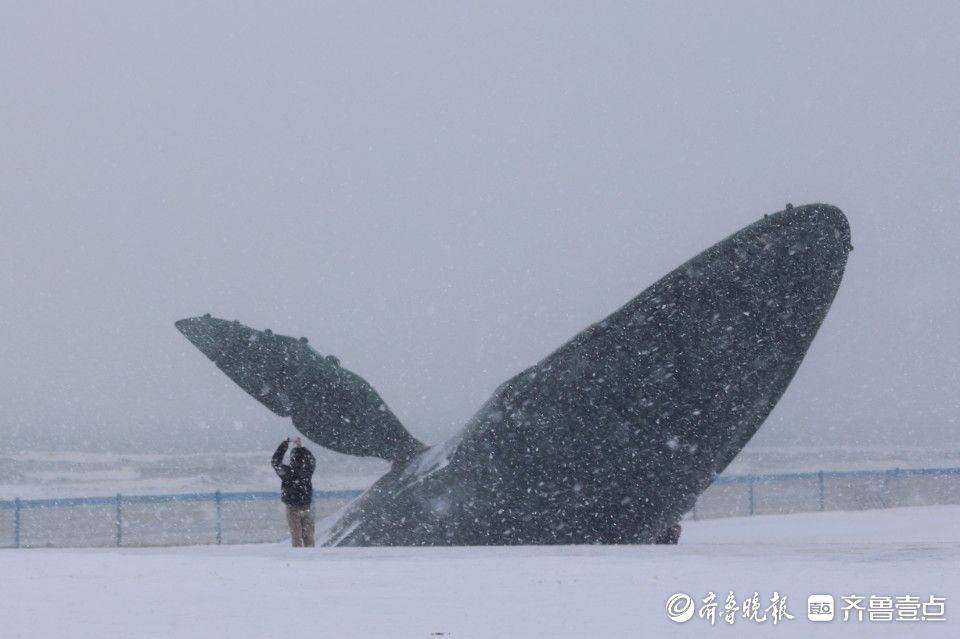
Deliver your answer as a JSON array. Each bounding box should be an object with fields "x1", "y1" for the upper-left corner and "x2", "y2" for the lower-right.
[
  {"x1": 317, "y1": 203, "x2": 851, "y2": 546},
  {"x1": 177, "y1": 203, "x2": 850, "y2": 546},
  {"x1": 174, "y1": 317, "x2": 426, "y2": 462}
]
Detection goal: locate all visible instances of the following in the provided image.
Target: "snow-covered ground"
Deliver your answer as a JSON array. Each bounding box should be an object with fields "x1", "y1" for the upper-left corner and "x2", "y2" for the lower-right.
[{"x1": 3, "y1": 506, "x2": 957, "y2": 638}]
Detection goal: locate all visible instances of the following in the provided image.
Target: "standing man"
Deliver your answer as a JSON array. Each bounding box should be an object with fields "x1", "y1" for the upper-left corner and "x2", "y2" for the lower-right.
[{"x1": 272, "y1": 436, "x2": 317, "y2": 547}]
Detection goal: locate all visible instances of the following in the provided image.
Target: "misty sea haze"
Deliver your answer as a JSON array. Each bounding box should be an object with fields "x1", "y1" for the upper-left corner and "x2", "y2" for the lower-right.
[{"x1": 1, "y1": 2, "x2": 958, "y2": 463}]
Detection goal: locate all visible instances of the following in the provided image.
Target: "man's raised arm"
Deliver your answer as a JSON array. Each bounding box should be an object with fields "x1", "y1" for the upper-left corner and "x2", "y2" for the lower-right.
[{"x1": 272, "y1": 440, "x2": 290, "y2": 477}]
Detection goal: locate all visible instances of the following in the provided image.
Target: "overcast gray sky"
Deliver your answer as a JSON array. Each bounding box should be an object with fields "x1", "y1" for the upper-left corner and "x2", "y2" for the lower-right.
[{"x1": 1, "y1": 1, "x2": 958, "y2": 454}]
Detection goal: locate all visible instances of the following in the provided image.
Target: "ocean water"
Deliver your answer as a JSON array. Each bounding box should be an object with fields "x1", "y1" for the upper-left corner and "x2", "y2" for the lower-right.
[
  {"x1": 1, "y1": 443, "x2": 958, "y2": 501},
  {"x1": 0, "y1": 449, "x2": 388, "y2": 500}
]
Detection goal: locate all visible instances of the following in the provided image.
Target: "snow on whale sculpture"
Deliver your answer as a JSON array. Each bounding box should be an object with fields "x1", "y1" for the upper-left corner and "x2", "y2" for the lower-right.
[{"x1": 176, "y1": 203, "x2": 851, "y2": 546}]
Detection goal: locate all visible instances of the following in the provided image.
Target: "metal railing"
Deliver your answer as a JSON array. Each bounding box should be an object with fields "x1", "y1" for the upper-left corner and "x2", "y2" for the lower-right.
[
  {"x1": 2, "y1": 466, "x2": 958, "y2": 548},
  {"x1": 692, "y1": 465, "x2": 960, "y2": 520},
  {"x1": 0, "y1": 489, "x2": 362, "y2": 549}
]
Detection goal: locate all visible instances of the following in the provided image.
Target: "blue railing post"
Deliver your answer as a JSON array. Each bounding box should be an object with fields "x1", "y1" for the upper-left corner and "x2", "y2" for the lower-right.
[
  {"x1": 748, "y1": 478, "x2": 756, "y2": 516},
  {"x1": 881, "y1": 468, "x2": 897, "y2": 509},
  {"x1": 14, "y1": 497, "x2": 21, "y2": 548},
  {"x1": 215, "y1": 491, "x2": 222, "y2": 545},
  {"x1": 818, "y1": 471, "x2": 825, "y2": 511},
  {"x1": 115, "y1": 493, "x2": 123, "y2": 547}
]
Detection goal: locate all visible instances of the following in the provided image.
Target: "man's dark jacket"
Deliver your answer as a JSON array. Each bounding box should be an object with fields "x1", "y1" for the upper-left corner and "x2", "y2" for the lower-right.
[{"x1": 272, "y1": 441, "x2": 316, "y2": 509}]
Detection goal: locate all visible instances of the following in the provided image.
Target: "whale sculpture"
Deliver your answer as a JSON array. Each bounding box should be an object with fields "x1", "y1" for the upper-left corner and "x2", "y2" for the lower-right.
[{"x1": 176, "y1": 203, "x2": 851, "y2": 546}]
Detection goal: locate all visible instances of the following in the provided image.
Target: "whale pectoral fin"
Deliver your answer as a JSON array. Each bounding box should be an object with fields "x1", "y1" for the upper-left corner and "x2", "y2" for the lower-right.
[
  {"x1": 175, "y1": 316, "x2": 297, "y2": 416},
  {"x1": 176, "y1": 316, "x2": 426, "y2": 462},
  {"x1": 291, "y1": 362, "x2": 426, "y2": 462}
]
